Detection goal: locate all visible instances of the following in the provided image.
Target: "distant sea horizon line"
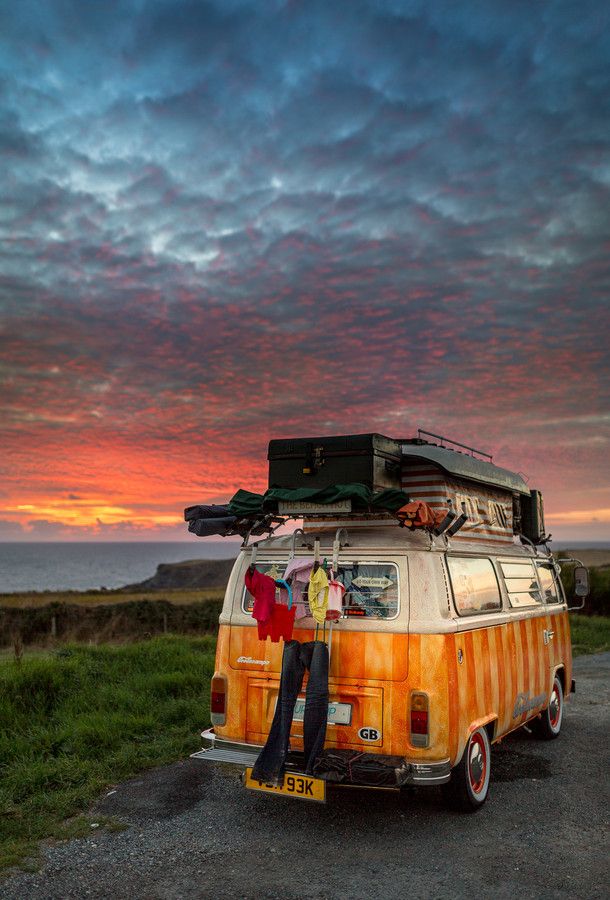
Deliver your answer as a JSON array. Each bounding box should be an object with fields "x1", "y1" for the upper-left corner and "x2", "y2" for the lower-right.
[
  {"x1": 0, "y1": 539, "x2": 243, "y2": 545},
  {"x1": 1, "y1": 538, "x2": 609, "y2": 595},
  {"x1": 1, "y1": 539, "x2": 608, "y2": 547}
]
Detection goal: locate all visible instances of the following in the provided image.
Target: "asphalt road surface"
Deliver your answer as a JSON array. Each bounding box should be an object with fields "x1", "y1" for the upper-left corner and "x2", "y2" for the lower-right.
[{"x1": 2, "y1": 653, "x2": 609, "y2": 900}]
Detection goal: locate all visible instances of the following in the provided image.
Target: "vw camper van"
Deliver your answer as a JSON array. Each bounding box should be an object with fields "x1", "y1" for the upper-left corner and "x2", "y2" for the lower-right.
[{"x1": 189, "y1": 433, "x2": 588, "y2": 811}]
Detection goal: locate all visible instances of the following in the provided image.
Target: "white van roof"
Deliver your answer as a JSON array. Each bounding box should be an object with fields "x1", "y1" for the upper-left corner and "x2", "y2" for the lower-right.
[{"x1": 246, "y1": 525, "x2": 545, "y2": 559}]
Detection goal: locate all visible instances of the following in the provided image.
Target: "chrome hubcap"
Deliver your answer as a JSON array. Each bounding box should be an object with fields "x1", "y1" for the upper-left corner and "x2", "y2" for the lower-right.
[
  {"x1": 550, "y1": 689, "x2": 560, "y2": 725},
  {"x1": 469, "y1": 743, "x2": 484, "y2": 784}
]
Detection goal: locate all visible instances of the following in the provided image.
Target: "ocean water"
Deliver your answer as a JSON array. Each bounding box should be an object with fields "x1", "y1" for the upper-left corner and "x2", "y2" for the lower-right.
[
  {"x1": 0, "y1": 542, "x2": 241, "y2": 594},
  {"x1": 0, "y1": 539, "x2": 607, "y2": 595}
]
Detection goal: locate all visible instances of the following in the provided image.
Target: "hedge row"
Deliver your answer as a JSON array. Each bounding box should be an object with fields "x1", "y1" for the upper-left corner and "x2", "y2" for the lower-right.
[{"x1": 0, "y1": 599, "x2": 223, "y2": 647}]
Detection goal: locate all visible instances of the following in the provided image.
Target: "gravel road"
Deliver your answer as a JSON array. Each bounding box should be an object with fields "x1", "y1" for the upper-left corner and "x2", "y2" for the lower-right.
[{"x1": 2, "y1": 653, "x2": 609, "y2": 900}]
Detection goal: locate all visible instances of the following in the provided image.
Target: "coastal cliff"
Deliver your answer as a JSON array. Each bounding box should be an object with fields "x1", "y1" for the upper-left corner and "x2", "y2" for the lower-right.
[{"x1": 124, "y1": 558, "x2": 235, "y2": 591}]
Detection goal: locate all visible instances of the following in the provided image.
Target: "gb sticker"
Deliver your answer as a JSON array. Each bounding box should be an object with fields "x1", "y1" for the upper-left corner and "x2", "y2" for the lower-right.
[{"x1": 358, "y1": 726, "x2": 380, "y2": 742}]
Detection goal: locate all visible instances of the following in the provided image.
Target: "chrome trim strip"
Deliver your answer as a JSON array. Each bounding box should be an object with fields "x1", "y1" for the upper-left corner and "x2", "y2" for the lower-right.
[
  {"x1": 194, "y1": 731, "x2": 452, "y2": 786},
  {"x1": 199, "y1": 728, "x2": 263, "y2": 754},
  {"x1": 411, "y1": 773, "x2": 451, "y2": 785},
  {"x1": 408, "y1": 760, "x2": 451, "y2": 785}
]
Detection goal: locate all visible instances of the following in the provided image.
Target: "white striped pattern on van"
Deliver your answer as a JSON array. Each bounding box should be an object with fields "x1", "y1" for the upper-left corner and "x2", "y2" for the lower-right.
[{"x1": 401, "y1": 463, "x2": 515, "y2": 544}]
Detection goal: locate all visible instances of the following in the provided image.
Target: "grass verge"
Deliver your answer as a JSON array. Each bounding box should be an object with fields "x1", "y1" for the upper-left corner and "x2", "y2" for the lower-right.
[
  {"x1": 570, "y1": 614, "x2": 610, "y2": 656},
  {"x1": 1, "y1": 617, "x2": 608, "y2": 873},
  {"x1": 0, "y1": 635, "x2": 215, "y2": 872}
]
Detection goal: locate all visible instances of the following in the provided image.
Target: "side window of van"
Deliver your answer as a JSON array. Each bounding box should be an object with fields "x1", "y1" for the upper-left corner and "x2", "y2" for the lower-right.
[
  {"x1": 446, "y1": 557, "x2": 502, "y2": 615},
  {"x1": 535, "y1": 562, "x2": 561, "y2": 603},
  {"x1": 499, "y1": 560, "x2": 543, "y2": 607}
]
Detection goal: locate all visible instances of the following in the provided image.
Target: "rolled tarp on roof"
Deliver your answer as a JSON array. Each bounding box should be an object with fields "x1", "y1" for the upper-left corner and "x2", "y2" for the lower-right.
[{"x1": 228, "y1": 484, "x2": 410, "y2": 517}]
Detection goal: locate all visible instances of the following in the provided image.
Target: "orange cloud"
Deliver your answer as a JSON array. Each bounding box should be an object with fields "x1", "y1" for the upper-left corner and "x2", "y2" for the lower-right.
[{"x1": 546, "y1": 508, "x2": 610, "y2": 525}]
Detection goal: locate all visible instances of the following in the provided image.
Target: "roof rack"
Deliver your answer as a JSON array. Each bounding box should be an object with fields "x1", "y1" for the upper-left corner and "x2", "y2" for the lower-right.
[{"x1": 407, "y1": 429, "x2": 493, "y2": 462}]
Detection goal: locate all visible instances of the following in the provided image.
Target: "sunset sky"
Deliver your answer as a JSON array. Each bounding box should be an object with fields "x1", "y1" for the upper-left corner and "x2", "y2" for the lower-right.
[{"x1": 1, "y1": 1, "x2": 609, "y2": 543}]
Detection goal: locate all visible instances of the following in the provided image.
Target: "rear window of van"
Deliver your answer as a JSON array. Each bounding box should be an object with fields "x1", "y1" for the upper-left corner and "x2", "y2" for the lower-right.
[
  {"x1": 243, "y1": 560, "x2": 400, "y2": 619},
  {"x1": 447, "y1": 557, "x2": 502, "y2": 615}
]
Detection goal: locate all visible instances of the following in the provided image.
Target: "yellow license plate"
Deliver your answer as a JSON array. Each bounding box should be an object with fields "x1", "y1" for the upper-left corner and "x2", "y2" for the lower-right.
[{"x1": 243, "y1": 768, "x2": 326, "y2": 803}]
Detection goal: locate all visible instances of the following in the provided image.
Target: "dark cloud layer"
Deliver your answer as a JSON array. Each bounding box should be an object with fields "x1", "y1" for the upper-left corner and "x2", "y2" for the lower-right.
[{"x1": 1, "y1": 1, "x2": 609, "y2": 539}]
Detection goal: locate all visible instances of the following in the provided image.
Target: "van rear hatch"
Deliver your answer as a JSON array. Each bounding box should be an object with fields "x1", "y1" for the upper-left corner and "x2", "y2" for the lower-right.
[
  {"x1": 245, "y1": 676, "x2": 385, "y2": 749},
  {"x1": 229, "y1": 555, "x2": 408, "y2": 749},
  {"x1": 228, "y1": 624, "x2": 408, "y2": 681},
  {"x1": 229, "y1": 556, "x2": 407, "y2": 681}
]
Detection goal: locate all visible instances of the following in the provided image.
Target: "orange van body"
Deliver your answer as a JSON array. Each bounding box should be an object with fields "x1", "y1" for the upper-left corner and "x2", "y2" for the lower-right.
[{"x1": 203, "y1": 527, "x2": 572, "y2": 785}]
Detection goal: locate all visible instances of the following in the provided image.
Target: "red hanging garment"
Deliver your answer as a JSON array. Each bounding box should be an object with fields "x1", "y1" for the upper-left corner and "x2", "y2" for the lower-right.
[
  {"x1": 269, "y1": 603, "x2": 297, "y2": 642},
  {"x1": 256, "y1": 578, "x2": 296, "y2": 642},
  {"x1": 245, "y1": 568, "x2": 276, "y2": 624}
]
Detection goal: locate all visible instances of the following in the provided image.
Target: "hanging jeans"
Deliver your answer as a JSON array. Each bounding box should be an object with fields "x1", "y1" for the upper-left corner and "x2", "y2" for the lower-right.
[{"x1": 251, "y1": 640, "x2": 329, "y2": 786}]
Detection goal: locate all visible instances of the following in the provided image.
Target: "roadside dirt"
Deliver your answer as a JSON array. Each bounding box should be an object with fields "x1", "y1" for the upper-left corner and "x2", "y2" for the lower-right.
[{"x1": 2, "y1": 653, "x2": 609, "y2": 900}]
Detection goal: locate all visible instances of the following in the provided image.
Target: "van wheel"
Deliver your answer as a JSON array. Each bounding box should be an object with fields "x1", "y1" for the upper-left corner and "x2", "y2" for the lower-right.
[
  {"x1": 531, "y1": 674, "x2": 563, "y2": 740},
  {"x1": 443, "y1": 727, "x2": 491, "y2": 813}
]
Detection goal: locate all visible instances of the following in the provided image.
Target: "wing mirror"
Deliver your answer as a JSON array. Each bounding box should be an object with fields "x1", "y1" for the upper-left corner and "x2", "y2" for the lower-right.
[
  {"x1": 557, "y1": 557, "x2": 589, "y2": 611},
  {"x1": 567, "y1": 564, "x2": 589, "y2": 611},
  {"x1": 574, "y1": 566, "x2": 589, "y2": 597}
]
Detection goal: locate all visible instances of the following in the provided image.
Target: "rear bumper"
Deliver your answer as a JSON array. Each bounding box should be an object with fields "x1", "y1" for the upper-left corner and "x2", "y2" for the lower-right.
[{"x1": 191, "y1": 728, "x2": 451, "y2": 787}]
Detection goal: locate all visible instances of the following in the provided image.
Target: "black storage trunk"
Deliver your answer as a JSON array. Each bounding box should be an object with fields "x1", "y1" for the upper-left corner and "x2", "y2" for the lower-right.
[{"x1": 267, "y1": 433, "x2": 402, "y2": 491}]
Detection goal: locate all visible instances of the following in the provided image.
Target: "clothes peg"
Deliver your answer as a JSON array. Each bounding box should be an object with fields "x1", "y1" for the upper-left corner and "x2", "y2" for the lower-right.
[
  {"x1": 248, "y1": 542, "x2": 259, "y2": 574},
  {"x1": 332, "y1": 527, "x2": 348, "y2": 571},
  {"x1": 313, "y1": 537, "x2": 320, "y2": 572}
]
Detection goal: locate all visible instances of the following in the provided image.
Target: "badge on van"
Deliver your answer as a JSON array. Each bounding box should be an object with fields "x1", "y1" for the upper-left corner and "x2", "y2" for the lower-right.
[
  {"x1": 358, "y1": 727, "x2": 381, "y2": 741},
  {"x1": 513, "y1": 691, "x2": 546, "y2": 718}
]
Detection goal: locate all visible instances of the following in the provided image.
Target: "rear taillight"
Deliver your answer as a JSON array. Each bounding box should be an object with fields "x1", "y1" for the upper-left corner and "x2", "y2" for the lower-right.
[
  {"x1": 410, "y1": 691, "x2": 429, "y2": 747},
  {"x1": 211, "y1": 674, "x2": 227, "y2": 726}
]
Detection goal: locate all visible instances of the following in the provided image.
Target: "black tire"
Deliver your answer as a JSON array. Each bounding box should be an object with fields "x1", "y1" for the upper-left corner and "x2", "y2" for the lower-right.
[
  {"x1": 531, "y1": 674, "x2": 563, "y2": 740},
  {"x1": 443, "y1": 726, "x2": 491, "y2": 813}
]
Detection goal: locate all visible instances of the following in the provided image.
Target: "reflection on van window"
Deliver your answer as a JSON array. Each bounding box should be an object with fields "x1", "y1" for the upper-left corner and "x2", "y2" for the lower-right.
[
  {"x1": 499, "y1": 560, "x2": 543, "y2": 607},
  {"x1": 338, "y1": 562, "x2": 399, "y2": 619},
  {"x1": 447, "y1": 557, "x2": 502, "y2": 616},
  {"x1": 242, "y1": 560, "x2": 399, "y2": 619},
  {"x1": 536, "y1": 563, "x2": 560, "y2": 603}
]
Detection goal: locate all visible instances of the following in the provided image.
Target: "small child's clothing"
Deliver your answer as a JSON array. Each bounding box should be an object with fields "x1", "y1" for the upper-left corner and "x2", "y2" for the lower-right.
[
  {"x1": 308, "y1": 565, "x2": 329, "y2": 624},
  {"x1": 282, "y1": 557, "x2": 315, "y2": 619},
  {"x1": 326, "y1": 572, "x2": 345, "y2": 621}
]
